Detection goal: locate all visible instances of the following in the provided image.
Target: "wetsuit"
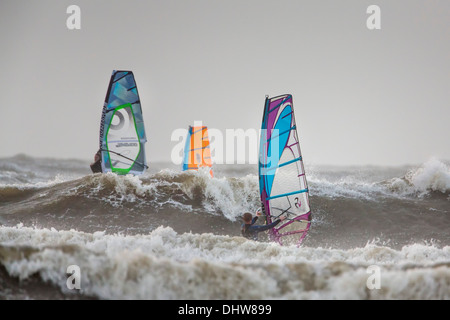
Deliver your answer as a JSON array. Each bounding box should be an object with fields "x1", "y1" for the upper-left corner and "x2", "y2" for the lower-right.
[
  {"x1": 90, "y1": 151, "x2": 102, "y2": 173},
  {"x1": 241, "y1": 216, "x2": 282, "y2": 241}
]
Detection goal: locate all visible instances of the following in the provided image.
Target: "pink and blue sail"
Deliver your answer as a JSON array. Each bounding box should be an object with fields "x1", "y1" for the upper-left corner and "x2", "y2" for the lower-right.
[{"x1": 259, "y1": 94, "x2": 311, "y2": 245}]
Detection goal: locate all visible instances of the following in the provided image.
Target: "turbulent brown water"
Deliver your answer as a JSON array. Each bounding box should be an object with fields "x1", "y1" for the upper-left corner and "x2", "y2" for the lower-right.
[{"x1": 1, "y1": 154, "x2": 449, "y2": 299}]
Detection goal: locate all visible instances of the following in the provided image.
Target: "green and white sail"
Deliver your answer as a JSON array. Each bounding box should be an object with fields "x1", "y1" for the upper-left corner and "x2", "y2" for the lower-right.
[{"x1": 99, "y1": 70, "x2": 148, "y2": 175}]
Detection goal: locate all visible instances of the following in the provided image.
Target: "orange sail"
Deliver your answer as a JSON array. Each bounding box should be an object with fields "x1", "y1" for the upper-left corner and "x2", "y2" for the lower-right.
[{"x1": 182, "y1": 126, "x2": 213, "y2": 177}]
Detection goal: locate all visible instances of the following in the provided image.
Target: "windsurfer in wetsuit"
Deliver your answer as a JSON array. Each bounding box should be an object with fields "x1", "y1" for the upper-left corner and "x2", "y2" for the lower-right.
[
  {"x1": 90, "y1": 149, "x2": 102, "y2": 173},
  {"x1": 241, "y1": 209, "x2": 286, "y2": 241}
]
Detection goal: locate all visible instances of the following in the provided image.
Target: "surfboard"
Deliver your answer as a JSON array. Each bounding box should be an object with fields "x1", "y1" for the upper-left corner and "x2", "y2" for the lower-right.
[
  {"x1": 98, "y1": 70, "x2": 148, "y2": 175},
  {"x1": 258, "y1": 94, "x2": 311, "y2": 245},
  {"x1": 182, "y1": 125, "x2": 213, "y2": 177}
]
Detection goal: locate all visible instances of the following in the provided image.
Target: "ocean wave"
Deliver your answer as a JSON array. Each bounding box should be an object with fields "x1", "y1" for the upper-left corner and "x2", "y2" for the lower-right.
[
  {"x1": 0, "y1": 225, "x2": 448, "y2": 299},
  {"x1": 0, "y1": 154, "x2": 89, "y2": 185},
  {"x1": 0, "y1": 169, "x2": 260, "y2": 221},
  {"x1": 2, "y1": 159, "x2": 449, "y2": 222},
  {"x1": 387, "y1": 158, "x2": 450, "y2": 197},
  {"x1": 308, "y1": 159, "x2": 450, "y2": 200},
  {"x1": 308, "y1": 175, "x2": 388, "y2": 200},
  {"x1": 83, "y1": 169, "x2": 260, "y2": 220}
]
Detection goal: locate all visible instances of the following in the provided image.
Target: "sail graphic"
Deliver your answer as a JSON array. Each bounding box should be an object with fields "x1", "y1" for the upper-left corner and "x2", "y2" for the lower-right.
[
  {"x1": 182, "y1": 126, "x2": 213, "y2": 177},
  {"x1": 259, "y1": 94, "x2": 311, "y2": 245},
  {"x1": 99, "y1": 70, "x2": 148, "y2": 175}
]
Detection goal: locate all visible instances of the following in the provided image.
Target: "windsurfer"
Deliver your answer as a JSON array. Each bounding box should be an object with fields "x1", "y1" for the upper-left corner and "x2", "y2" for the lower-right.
[
  {"x1": 241, "y1": 209, "x2": 286, "y2": 241},
  {"x1": 90, "y1": 149, "x2": 102, "y2": 173}
]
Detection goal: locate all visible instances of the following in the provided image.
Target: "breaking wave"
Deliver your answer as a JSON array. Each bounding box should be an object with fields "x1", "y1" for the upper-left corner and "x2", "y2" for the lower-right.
[
  {"x1": 388, "y1": 158, "x2": 450, "y2": 197},
  {"x1": 2, "y1": 159, "x2": 449, "y2": 220},
  {"x1": 0, "y1": 225, "x2": 448, "y2": 300}
]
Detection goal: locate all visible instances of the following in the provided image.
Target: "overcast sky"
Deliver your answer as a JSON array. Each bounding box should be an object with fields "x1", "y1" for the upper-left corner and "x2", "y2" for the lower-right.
[{"x1": 0, "y1": 0, "x2": 449, "y2": 166}]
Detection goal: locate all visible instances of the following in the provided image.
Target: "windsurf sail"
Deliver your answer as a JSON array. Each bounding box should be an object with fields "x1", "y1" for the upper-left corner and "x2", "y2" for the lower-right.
[
  {"x1": 98, "y1": 70, "x2": 148, "y2": 175},
  {"x1": 258, "y1": 94, "x2": 311, "y2": 245},
  {"x1": 182, "y1": 126, "x2": 213, "y2": 177}
]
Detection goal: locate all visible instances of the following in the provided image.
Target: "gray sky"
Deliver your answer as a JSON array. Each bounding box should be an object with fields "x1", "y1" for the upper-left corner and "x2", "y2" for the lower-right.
[{"x1": 0, "y1": 0, "x2": 449, "y2": 166}]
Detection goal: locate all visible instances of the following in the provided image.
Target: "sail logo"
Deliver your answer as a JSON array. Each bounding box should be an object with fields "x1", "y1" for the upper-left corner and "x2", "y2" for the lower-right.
[{"x1": 116, "y1": 142, "x2": 138, "y2": 148}]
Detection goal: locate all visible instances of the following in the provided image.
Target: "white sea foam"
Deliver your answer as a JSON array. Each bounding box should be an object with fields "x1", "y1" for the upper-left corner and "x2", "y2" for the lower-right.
[
  {"x1": 308, "y1": 174, "x2": 387, "y2": 200},
  {"x1": 308, "y1": 159, "x2": 450, "y2": 200},
  {"x1": 180, "y1": 168, "x2": 260, "y2": 221},
  {"x1": 404, "y1": 158, "x2": 450, "y2": 195},
  {"x1": 0, "y1": 225, "x2": 448, "y2": 300},
  {"x1": 86, "y1": 169, "x2": 260, "y2": 220}
]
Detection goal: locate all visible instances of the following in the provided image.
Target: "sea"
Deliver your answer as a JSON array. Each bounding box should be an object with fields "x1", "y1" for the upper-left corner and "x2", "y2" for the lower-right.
[{"x1": 0, "y1": 154, "x2": 449, "y2": 300}]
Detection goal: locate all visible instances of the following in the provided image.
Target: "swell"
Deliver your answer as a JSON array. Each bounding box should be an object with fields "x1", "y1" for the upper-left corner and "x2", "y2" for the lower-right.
[
  {"x1": 1, "y1": 167, "x2": 448, "y2": 247},
  {"x1": 1, "y1": 162, "x2": 449, "y2": 217},
  {"x1": 0, "y1": 169, "x2": 261, "y2": 221},
  {"x1": 1, "y1": 161, "x2": 449, "y2": 249},
  {"x1": 0, "y1": 186, "x2": 37, "y2": 204},
  {"x1": 309, "y1": 159, "x2": 450, "y2": 200}
]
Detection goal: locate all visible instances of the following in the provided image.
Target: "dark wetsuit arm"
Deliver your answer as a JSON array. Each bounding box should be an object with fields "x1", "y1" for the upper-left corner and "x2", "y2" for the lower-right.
[{"x1": 249, "y1": 219, "x2": 282, "y2": 233}]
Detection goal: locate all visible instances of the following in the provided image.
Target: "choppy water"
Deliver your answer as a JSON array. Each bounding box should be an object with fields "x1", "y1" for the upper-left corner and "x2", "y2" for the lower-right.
[{"x1": 1, "y1": 155, "x2": 449, "y2": 299}]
